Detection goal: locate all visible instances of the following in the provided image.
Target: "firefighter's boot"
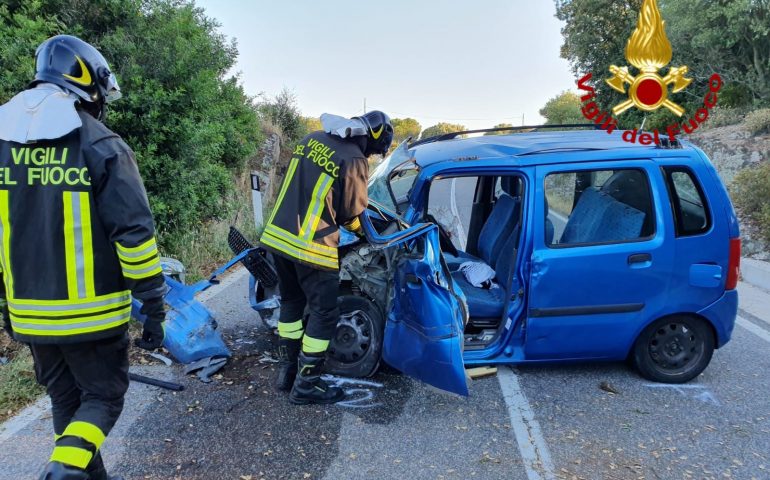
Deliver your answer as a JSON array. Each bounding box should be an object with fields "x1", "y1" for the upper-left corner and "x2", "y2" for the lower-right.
[
  {"x1": 39, "y1": 462, "x2": 89, "y2": 480},
  {"x1": 289, "y1": 352, "x2": 346, "y2": 405},
  {"x1": 86, "y1": 453, "x2": 124, "y2": 480},
  {"x1": 275, "y1": 338, "x2": 301, "y2": 392}
]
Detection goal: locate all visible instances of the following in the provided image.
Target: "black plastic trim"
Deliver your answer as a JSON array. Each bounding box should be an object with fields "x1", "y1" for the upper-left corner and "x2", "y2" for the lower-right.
[{"x1": 530, "y1": 303, "x2": 644, "y2": 317}]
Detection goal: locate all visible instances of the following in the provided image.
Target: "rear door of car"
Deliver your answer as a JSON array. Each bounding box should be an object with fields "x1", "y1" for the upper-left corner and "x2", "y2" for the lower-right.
[{"x1": 525, "y1": 160, "x2": 675, "y2": 360}]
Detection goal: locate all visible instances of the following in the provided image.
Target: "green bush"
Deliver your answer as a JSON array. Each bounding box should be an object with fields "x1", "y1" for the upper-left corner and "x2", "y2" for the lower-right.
[
  {"x1": 705, "y1": 107, "x2": 745, "y2": 129},
  {"x1": 732, "y1": 161, "x2": 770, "y2": 245},
  {"x1": 744, "y1": 109, "x2": 770, "y2": 135}
]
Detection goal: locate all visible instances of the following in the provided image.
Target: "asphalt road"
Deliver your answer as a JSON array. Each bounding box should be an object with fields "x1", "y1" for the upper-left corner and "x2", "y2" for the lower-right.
[{"x1": 2, "y1": 268, "x2": 769, "y2": 480}]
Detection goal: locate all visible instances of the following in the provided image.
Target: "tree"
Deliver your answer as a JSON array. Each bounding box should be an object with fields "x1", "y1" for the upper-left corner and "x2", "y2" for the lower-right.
[
  {"x1": 0, "y1": 0, "x2": 262, "y2": 238},
  {"x1": 484, "y1": 123, "x2": 514, "y2": 135},
  {"x1": 420, "y1": 122, "x2": 467, "y2": 140},
  {"x1": 391, "y1": 117, "x2": 422, "y2": 144},
  {"x1": 539, "y1": 91, "x2": 585, "y2": 124},
  {"x1": 301, "y1": 116, "x2": 322, "y2": 134}
]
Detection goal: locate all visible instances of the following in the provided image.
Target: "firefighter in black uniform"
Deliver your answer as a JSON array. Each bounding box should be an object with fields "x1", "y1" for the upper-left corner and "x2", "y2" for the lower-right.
[
  {"x1": 0, "y1": 35, "x2": 167, "y2": 479},
  {"x1": 264, "y1": 111, "x2": 393, "y2": 404}
]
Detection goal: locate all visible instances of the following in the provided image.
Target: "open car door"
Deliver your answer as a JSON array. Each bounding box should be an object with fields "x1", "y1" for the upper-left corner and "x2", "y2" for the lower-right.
[{"x1": 361, "y1": 212, "x2": 469, "y2": 396}]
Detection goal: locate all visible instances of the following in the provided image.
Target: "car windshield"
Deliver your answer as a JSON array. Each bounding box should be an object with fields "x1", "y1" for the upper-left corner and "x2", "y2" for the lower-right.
[{"x1": 368, "y1": 139, "x2": 419, "y2": 215}]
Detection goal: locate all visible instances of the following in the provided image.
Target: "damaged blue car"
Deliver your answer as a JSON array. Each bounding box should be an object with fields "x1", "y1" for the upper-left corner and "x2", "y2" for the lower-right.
[{"x1": 253, "y1": 126, "x2": 741, "y2": 396}]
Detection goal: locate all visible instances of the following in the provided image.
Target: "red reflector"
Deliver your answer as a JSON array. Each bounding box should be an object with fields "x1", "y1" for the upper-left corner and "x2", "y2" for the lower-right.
[{"x1": 726, "y1": 238, "x2": 741, "y2": 290}]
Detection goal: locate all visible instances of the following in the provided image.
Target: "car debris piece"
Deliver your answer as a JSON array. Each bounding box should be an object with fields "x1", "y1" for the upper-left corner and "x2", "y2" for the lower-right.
[
  {"x1": 600, "y1": 381, "x2": 620, "y2": 395},
  {"x1": 466, "y1": 366, "x2": 498, "y2": 379},
  {"x1": 184, "y1": 356, "x2": 228, "y2": 383},
  {"x1": 129, "y1": 372, "x2": 185, "y2": 391},
  {"x1": 147, "y1": 352, "x2": 173, "y2": 366}
]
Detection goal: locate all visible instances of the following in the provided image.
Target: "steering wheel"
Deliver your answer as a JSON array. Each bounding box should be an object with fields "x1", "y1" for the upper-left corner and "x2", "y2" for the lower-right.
[{"x1": 424, "y1": 214, "x2": 460, "y2": 257}]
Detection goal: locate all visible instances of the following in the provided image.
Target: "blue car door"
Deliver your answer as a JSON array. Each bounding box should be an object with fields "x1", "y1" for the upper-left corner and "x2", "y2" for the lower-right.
[
  {"x1": 371, "y1": 220, "x2": 469, "y2": 396},
  {"x1": 526, "y1": 160, "x2": 674, "y2": 360}
]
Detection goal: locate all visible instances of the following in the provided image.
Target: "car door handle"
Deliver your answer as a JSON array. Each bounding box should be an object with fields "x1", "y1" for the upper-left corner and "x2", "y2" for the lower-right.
[
  {"x1": 628, "y1": 253, "x2": 652, "y2": 266},
  {"x1": 405, "y1": 274, "x2": 422, "y2": 286}
]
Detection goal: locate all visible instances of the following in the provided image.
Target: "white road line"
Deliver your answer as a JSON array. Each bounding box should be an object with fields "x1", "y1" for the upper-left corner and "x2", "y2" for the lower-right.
[
  {"x1": 498, "y1": 367, "x2": 556, "y2": 480},
  {"x1": 0, "y1": 397, "x2": 50, "y2": 442},
  {"x1": 450, "y1": 178, "x2": 467, "y2": 250},
  {"x1": 737, "y1": 316, "x2": 770, "y2": 344}
]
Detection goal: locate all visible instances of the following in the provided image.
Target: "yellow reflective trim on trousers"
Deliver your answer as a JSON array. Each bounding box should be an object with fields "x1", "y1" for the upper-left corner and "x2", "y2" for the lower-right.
[
  {"x1": 62, "y1": 421, "x2": 105, "y2": 450},
  {"x1": 63, "y1": 193, "x2": 79, "y2": 299},
  {"x1": 278, "y1": 319, "x2": 304, "y2": 339},
  {"x1": 264, "y1": 224, "x2": 337, "y2": 257},
  {"x1": 11, "y1": 315, "x2": 130, "y2": 337},
  {"x1": 54, "y1": 433, "x2": 62, "y2": 441},
  {"x1": 302, "y1": 335, "x2": 330, "y2": 354},
  {"x1": 261, "y1": 232, "x2": 338, "y2": 269},
  {"x1": 50, "y1": 445, "x2": 93, "y2": 469},
  {"x1": 0, "y1": 190, "x2": 13, "y2": 297},
  {"x1": 78, "y1": 192, "x2": 95, "y2": 298},
  {"x1": 299, "y1": 173, "x2": 333, "y2": 241},
  {"x1": 267, "y1": 157, "x2": 299, "y2": 225}
]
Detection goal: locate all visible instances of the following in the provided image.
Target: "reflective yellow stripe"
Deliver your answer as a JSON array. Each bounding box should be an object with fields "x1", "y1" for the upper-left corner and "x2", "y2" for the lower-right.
[
  {"x1": 11, "y1": 305, "x2": 131, "y2": 325},
  {"x1": 62, "y1": 421, "x2": 105, "y2": 450},
  {"x1": 264, "y1": 224, "x2": 338, "y2": 257},
  {"x1": 63, "y1": 193, "x2": 79, "y2": 299},
  {"x1": 50, "y1": 445, "x2": 93, "y2": 469},
  {"x1": 267, "y1": 157, "x2": 299, "y2": 225},
  {"x1": 261, "y1": 231, "x2": 338, "y2": 270},
  {"x1": 11, "y1": 315, "x2": 130, "y2": 337},
  {"x1": 10, "y1": 290, "x2": 129, "y2": 307},
  {"x1": 0, "y1": 190, "x2": 12, "y2": 296},
  {"x1": 278, "y1": 319, "x2": 304, "y2": 339},
  {"x1": 299, "y1": 173, "x2": 333, "y2": 241},
  {"x1": 302, "y1": 335, "x2": 330, "y2": 354},
  {"x1": 344, "y1": 217, "x2": 362, "y2": 233},
  {"x1": 78, "y1": 193, "x2": 95, "y2": 298},
  {"x1": 54, "y1": 434, "x2": 62, "y2": 442},
  {"x1": 120, "y1": 263, "x2": 162, "y2": 280},
  {"x1": 116, "y1": 237, "x2": 156, "y2": 254}
]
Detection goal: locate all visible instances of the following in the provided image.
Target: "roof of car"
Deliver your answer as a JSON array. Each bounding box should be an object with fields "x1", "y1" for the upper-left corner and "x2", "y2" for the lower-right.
[{"x1": 410, "y1": 130, "x2": 697, "y2": 168}]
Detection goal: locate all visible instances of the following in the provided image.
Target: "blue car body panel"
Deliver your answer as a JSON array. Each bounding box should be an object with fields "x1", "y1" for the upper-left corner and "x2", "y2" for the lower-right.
[{"x1": 383, "y1": 130, "x2": 739, "y2": 385}]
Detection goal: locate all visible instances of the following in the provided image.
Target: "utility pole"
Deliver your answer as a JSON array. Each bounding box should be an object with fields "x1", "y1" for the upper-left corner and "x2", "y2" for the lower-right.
[
  {"x1": 522, "y1": 113, "x2": 525, "y2": 126},
  {"x1": 363, "y1": 98, "x2": 367, "y2": 114}
]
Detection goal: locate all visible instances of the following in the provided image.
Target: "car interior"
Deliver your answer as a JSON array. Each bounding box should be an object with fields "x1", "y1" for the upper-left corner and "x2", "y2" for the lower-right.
[{"x1": 424, "y1": 175, "x2": 525, "y2": 348}]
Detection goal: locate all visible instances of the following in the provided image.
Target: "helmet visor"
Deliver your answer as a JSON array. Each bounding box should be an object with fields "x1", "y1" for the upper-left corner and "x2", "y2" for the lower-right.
[{"x1": 104, "y1": 72, "x2": 122, "y2": 103}]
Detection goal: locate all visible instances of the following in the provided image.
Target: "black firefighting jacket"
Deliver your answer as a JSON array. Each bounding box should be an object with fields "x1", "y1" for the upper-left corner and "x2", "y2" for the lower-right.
[
  {"x1": 0, "y1": 110, "x2": 166, "y2": 344},
  {"x1": 261, "y1": 131, "x2": 369, "y2": 270}
]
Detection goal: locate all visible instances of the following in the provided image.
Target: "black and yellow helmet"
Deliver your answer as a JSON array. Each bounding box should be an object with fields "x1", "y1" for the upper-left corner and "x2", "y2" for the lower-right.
[
  {"x1": 32, "y1": 35, "x2": 121, "y2": 112},
  {"x1": 356, "y1": 110, "x2": 394, "y2": 156}
]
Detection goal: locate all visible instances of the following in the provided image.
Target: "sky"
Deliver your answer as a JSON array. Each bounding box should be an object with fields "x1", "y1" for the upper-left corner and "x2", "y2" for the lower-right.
[{"x1": 196, "y1": 0, "x2": 577, "y2": 131}]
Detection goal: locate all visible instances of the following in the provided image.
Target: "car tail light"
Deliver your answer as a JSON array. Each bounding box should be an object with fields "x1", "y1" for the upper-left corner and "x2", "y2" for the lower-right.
[{"x1": 726, "y1": 238, "x2": 741, "y2": 290}]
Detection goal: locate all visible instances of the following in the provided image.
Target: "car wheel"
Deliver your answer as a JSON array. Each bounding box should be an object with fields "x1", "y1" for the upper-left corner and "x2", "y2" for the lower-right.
[
  {"x1": 632, "y1": 315, "x2": 715, "y2": 383},
  {"x1": 325, "y1": 295, "x2": 384, "y2": 378}
]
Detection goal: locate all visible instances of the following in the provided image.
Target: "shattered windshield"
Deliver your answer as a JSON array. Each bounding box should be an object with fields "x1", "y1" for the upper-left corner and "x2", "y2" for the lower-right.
[{"x1": 368, "y1": 139, "x2": 419, "y2": 215}]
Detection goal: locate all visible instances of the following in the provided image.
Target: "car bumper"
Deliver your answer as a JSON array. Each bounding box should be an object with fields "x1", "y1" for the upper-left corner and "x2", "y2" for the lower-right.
[{"x1": 697, "y1": 289, "x2": 738, "y2": 348}]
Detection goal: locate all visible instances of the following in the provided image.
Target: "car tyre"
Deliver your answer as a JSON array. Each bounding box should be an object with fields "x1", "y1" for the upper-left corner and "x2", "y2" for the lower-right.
[
  {"x1": 632, "y1": 315, "x2": 715, "y2": 383},
  {"x1": 325, "y1": 295, "x2": 384, "y2": 378}
]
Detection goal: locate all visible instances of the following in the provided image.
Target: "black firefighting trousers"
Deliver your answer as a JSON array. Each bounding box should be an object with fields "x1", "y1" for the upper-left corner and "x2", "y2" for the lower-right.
[
  {"x1": 30, "y1": 333, "x2": 129, "y2": 474},
  {"x1": 273, "y1": 255, "x2": 340, "y2": 355}
]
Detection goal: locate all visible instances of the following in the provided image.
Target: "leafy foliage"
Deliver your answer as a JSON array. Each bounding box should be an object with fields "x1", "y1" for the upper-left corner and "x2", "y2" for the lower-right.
[
  {"x1": 392, "y1": 117, "x2": 422, "y2": 144},
  {"x1": 554, "y1": 0, "x2": 770, "y2": 129},
  {"x1": 732, "y1": 161, "x2": 770, "y2": 245},
  {"x1": 744, "y1": 108, "x2": 770, "y2": 135},
  {"x1": 420, "y1": 122, "x2": 467, "y2": 140},
  {"x1": 539, "y1": 91, "x2": 585, "y2": 124},
  {"x1": 0, "y1": 0, "x2": 262, "y2": 239},
  {"x1": 257, "y1": 88, "x2": 304, "y2": 143}
]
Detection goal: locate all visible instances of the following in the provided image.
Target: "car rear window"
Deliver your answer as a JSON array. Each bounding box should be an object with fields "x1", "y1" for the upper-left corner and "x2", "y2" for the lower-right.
[
  {"x1": 663, "y1": 167, "x2": 710, "y2": 236},
  {"x1": 545, "y1": 168, "x2": 655, "y2": 247}
]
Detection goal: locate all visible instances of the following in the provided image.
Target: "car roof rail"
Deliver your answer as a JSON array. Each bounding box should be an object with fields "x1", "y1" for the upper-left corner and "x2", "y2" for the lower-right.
[
  {"x1": 409, "y1": 124, "x2": 601, "y2": 148},
  {"x1": 656, "y1": 137, "x2": 683, "y2": 149}
]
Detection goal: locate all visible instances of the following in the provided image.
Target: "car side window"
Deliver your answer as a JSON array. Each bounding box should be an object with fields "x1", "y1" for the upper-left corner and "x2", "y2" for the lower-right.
[
  {"x1": 544, "y1": 168, "x2": 655, "y2": 247},
  {"x1": 663, "y1": 167, "x2": 710, "y2": 236},
  {"x1": 427, "y1": 177, "x2": 477, "y2": 250}
]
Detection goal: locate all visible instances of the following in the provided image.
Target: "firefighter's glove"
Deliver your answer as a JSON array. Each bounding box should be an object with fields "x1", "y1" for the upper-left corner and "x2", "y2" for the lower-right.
[{"x1": 135, "y1": 297, "x2": 166, "y2": 351}]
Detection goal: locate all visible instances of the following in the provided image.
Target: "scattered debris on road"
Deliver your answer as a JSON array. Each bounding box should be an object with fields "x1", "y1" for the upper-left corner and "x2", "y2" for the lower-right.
[
  {"x1": 466, "y1": 366, "x2": 497, "y2": 380},
  {"x1": 599, "y1": 381, "x2": 620, "y2": 395}
]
